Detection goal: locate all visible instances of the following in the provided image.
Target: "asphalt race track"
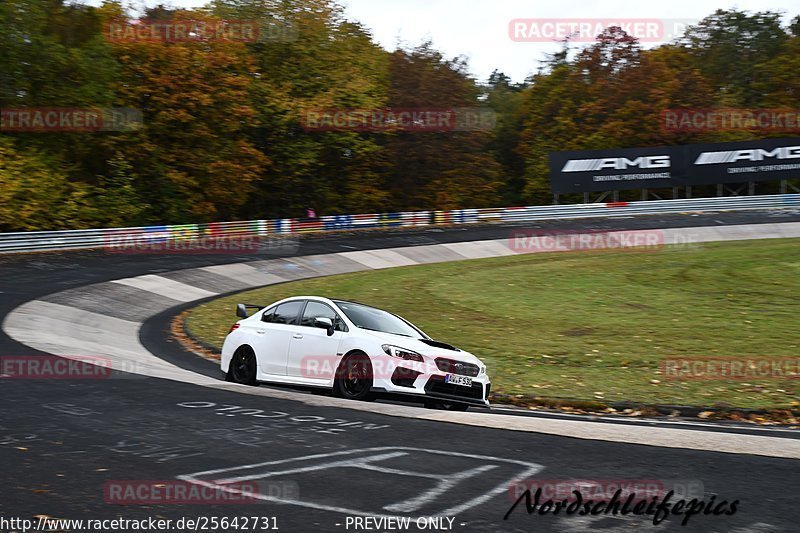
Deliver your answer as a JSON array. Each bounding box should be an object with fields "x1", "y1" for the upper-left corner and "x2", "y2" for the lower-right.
[{"x1": 2, "y1": 209, "x2": 800, "y2": 533}]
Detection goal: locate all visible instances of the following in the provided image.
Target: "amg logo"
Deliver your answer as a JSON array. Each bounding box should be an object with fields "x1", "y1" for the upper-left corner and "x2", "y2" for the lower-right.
[
  {"x1": 695, "y1": 146, "x2": 800, "y2": 165},
  {"x1": 561, "y1": 156, "x2": 670, "y2": 172}
]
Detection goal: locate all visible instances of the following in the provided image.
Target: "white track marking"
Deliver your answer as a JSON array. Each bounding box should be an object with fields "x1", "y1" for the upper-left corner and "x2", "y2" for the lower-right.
[
  {"x1": 111, "y1": 274, "x2": 216, "y2": 301},
  {"x1": 178, "y1": 446, "x2": 543, "y2": 518}
]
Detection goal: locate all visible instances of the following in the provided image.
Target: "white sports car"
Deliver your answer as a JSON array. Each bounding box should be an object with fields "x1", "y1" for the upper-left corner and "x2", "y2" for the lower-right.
[{"x1": 221, "y1": 296, "x2": 491, "y2": 410}]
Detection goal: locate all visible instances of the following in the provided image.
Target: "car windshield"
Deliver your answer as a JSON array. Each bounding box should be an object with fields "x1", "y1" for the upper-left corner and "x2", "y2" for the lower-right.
[{"x1": 333, "y1": 301, "x2": 426, "y2": 338}]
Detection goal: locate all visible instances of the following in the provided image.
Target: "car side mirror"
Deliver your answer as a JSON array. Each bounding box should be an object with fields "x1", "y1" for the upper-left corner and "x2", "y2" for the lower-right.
[
  {"x1": 236, "y1": 303, "x2": 248, "y2": 319},
  {"x1": 314, "y1": 317, "x2": 335, "y2": 336}
]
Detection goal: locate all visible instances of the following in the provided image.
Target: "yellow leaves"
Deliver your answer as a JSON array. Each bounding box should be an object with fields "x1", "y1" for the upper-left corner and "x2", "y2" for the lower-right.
[{"x1": 0, "y1": 139, "x2": 88, "y2": 232}]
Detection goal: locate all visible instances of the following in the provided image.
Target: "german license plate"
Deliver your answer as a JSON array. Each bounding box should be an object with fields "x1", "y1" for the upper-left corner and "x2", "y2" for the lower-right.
[{"x1": 445, "y1": 374, "x2": 472, "y2": 387}]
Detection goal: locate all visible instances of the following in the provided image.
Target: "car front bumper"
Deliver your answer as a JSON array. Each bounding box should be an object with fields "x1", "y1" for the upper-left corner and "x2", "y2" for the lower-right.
[{"x1": 371, "y1": 359, "x2": 491, "y2": 406}]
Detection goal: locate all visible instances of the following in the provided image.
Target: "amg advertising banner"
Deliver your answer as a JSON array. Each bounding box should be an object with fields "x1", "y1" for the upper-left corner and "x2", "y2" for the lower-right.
[
  {"x1": 686, "y1": 137, "x2": 800, "y2": 184},
  {"x1": 549, "y1": 137, "x2": 800, "y2": 194},
  {"x1": 548, "y1": 145, "x2": 680, "y2": 193}
]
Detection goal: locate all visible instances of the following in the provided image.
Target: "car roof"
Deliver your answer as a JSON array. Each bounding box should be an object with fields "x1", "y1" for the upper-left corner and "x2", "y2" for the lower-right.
[
  {"x1": 271, "y1": 295, "x2": 339, "y2": 306},
  {"x1": 276, "y1": 296, "x2": 365, "y2": 305},
  {"x1": 270, "y1": 296, "x2": 378, "y2": 312}
]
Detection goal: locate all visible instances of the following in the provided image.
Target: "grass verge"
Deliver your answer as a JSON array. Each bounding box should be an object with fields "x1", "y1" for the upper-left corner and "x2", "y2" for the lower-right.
[{"x1": 184, "y1": 238, "x2": 800, "y2": 414}]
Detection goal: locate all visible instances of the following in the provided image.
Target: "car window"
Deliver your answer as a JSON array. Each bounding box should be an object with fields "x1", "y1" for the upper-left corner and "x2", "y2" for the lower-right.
[
  {"x1": 300, "y1": 301, "x2": 347, "y2": 331},
  {"x1": 270, "y1": 301, "x2": 303, "y2": 325},
  {"x1": 261, "y1": 306, "x2": 276, "y2": 322},
  {"x1": 333, "y1": 301, "x2": 424, "y2": 337}
]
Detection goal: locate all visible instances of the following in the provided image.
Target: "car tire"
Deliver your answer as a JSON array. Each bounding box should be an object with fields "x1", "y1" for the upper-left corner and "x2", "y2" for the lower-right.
[
  {"x1": 228, "y1": 345, "x2": 258, "y2": 386},
  {"x1": 425, "y1": 399, "x2": 469, "y2": 412},
  {"x1": 334, "y1": 352, "x2": 374, "y2": 402}
]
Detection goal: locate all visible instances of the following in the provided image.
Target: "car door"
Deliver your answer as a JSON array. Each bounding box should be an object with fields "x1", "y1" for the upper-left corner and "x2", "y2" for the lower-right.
[
  {"x1": 252, "y1": 300, "x2": 304, "y2": 377},
  {"x1": 286, "y1": 301, "x2": 346, "y2": 380}
]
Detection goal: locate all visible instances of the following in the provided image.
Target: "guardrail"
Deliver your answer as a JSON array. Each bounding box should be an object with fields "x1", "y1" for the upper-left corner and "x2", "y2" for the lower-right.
[{"x1": 1, "y1": 194, "x2": 798, "y2": 254}]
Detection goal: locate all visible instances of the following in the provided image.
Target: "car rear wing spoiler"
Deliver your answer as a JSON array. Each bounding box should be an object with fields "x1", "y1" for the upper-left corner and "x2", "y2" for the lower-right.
[{"x1": 236, "y1": 303, "x2": 265, "y2": 319}]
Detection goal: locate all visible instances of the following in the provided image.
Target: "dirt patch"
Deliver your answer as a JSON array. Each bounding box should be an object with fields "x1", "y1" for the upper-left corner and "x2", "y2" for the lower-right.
[{"x1": 171, "y1": 309, "x2": 221, "y2": 362}]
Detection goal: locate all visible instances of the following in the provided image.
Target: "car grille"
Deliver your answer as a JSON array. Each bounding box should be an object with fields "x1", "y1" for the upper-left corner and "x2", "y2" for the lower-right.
[
  {"x1": 435, "y1": 358, "x2": 479, "y2": 377},
  {"x1": 425, "y1": 376, "x2": 484, "y2": 400}
]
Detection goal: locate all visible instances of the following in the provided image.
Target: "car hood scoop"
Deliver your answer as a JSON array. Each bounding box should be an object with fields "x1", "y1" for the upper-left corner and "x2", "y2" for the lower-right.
[{"x1": 417, "y1": 338, "x2": 460, "y2": 351}]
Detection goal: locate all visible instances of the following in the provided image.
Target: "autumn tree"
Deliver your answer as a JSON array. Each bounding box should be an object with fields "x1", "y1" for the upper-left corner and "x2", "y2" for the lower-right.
[
  {"x1": 379, "y1": 43, "x2": 502, "y2": 210},
  {"x1": 212, "y1": 0, "x2": 390, "y2": 218},
  {"x1": 680, "y1": 10, "x2": 789, "y2": 106},
  {"x1": 0, "y1": 138, "x2": 89, "y2": 231},
  {"x1": 483, "y1": 71, "x2": 528, "y2": 204},
  {"x1": 105, "y1": 7, "x2": 269, "y2": 223},
  {"x1": 2, "y1": 2, "x2": 798, "y2": 229}
]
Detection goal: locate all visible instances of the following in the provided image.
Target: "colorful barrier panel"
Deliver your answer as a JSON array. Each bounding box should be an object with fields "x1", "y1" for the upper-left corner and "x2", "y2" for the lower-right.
[{"x1": 2, "y1": 194, "x2": 799, "y2": 253}]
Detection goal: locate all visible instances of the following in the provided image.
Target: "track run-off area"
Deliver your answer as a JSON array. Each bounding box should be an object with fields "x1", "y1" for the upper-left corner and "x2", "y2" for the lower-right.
[{"x1": 2, "y1": 209, "x2": 800, "y2": 532}]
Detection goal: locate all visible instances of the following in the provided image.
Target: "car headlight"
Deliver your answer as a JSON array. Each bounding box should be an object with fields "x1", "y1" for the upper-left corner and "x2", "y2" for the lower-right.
[{"x1": 382, "y1": 345, "x2": 424, "y2": 362}]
